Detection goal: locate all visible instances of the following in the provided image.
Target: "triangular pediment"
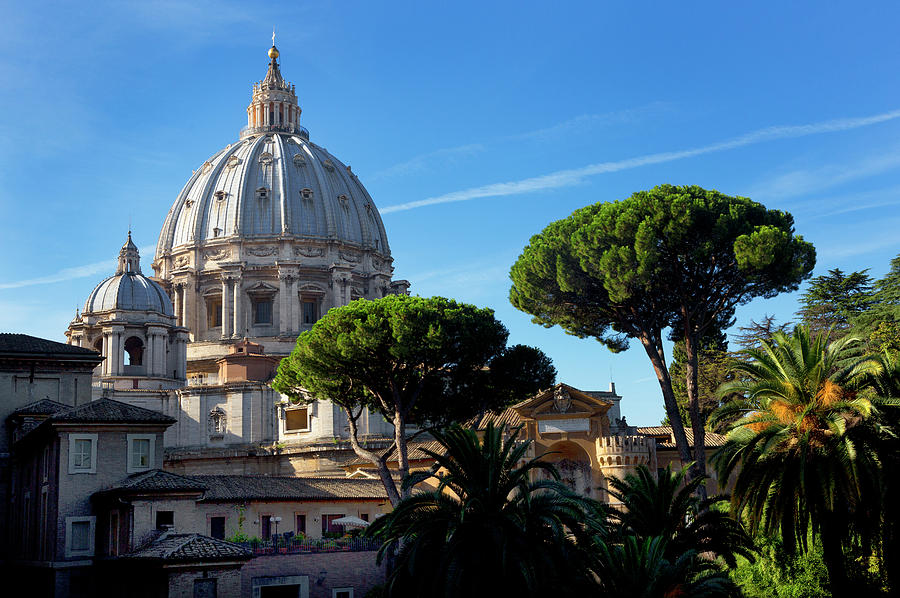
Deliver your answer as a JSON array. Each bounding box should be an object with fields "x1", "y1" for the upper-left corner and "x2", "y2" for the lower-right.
[{"x1": 512, "y1": 383, "x2": 612, "y2": 421}]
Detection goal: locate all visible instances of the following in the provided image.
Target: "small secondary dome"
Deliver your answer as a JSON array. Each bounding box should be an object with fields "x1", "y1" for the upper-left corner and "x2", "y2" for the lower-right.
[{"x1": 84, "y1": 233, "x2": 173, "y2": 315}]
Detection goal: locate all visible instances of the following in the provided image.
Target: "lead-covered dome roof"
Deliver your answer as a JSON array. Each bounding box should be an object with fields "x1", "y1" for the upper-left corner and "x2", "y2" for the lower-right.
[
  {"x1": 155, "y1": 45, "x2": 390, "y2": 259},
  {"x1": 84, "y1": 234, "x2": 174, "y2": 316}
]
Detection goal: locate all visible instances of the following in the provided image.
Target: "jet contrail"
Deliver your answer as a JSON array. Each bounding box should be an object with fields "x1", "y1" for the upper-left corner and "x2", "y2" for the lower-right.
[{"x1": 380, "y1": 108, "x2": 900, "y2": 214}]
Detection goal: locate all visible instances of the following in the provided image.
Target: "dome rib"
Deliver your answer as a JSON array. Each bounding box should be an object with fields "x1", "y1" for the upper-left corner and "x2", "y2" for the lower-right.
[{"x1": 156, "y1": 133, "x2": 391, "y2": 255}]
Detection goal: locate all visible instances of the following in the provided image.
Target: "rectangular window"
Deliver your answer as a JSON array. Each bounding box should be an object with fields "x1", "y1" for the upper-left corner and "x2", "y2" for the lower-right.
[
  {"x1": 302, "y1": 300, "x2": 318, "y2": 325},
  {"x1": 194, "y1": 579, "x2": 217, "y2": 598},
  {"x1": 127, "y1": 434, "x2": 155, "y2": 473},
  {"x1": 156, "y1": 510, "x2": 174, "y2": 529},
  {"x1": 296, "y1": 513, "x2": 306, "y2": 535},
  {"x1": 109, "y1": 511, "x2": 120, "y2": 556},
  {"x1": 285, "y1": 407, "x2": 309, "y2": 432},
  {"x1": 260, "y1": 514, "x2": 272, "y2": 540},
  {"x1": 322, "y1": 514, "x2": 346, "y2": 536},
  {"x1": 253, "y1": 299, "x2": 273, "y2": 324},
  {"x1": 207, "y1": 298, "x2": 223, "y2": 328},
  {"x1": 66, "y1": 516, "x2": 96, "y2": 557},
  {"x1": 68, "y1": 434, "x2": 97, "y2": 474},
  {"x1": 333, "y1": 589, "x2": 353, "y2": 598},
  {"x1": 210, "y1": 516, "x2": 226, "y2": 540}
]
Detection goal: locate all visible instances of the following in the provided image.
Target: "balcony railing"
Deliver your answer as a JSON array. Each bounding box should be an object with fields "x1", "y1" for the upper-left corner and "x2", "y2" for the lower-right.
[
  {"x1": 239, "y1": 124, "x2": 309, "y2": 140},
  {"x1": 236, "y1": 535, "x2": 381, "y2": 556}
]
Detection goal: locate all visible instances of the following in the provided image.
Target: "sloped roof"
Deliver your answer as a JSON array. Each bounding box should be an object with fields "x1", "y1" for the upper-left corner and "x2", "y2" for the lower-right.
[
  {"x1": 637, "y1": 426, "x2": 728, "y2": 449},
  {"x1": 194, "y1": 475, "x2": 388, "y2": 502},
  {"x1": 111, "y1": 469, "x2": 208, "y2": 493},
  {"x1": 48, "y1": 398, "x2": 176, "y2": 425},
  {"x1": 11, "y1": 399, "x2": 70, "y2": 416},
  {"x1": 0, "y1": 334, "x2": 99, "y2": 359},
  {"x1": 122, "y1": 533, "x2": 250, "y2": 562}
]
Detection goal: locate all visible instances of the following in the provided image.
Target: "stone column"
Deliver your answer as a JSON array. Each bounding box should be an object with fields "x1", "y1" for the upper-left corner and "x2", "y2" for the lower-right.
[
  {"x1": 144, "y1": 330, "x2": 154, "y2": 377},
  {"x1": 110, "y1": 327, "x2": 124, "y2": 376},
  {"x1": 278, "y1": 274, "x2": 290, "y2": 336},
  {"x1": 233, "y1": 277, "x2": 243, "y2": 339},
  {"x1": 290, "y1": 278, "x2": 299, "y2": 333},
  {"x1": 101, "y1": 331, "x2": 111, "y2": 376},
  {"x1": 181, "y1": 283, "x2": 190, "y2": 332},
  {"x1": 173, "y1": 285, "x2": 181, "y2": 327},
  {"x1": 221, "y1": 278, "x2": 232, "y2": 338}
]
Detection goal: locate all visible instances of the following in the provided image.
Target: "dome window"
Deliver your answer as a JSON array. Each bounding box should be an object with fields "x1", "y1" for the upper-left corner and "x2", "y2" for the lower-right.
[
  {"x1": 293, "y1": 154, "x2": 306, "y2": 167},
  {"x1": 184, "y1": 199, "x2": 194, "y2": 208},
  {"x1": 225, "y1": 155, "x2": 241, "y2": 169},
  {"x1": 259, "y1": 152, "x2": 274, "y2": 165},
  {"x1": 338, "y1": 194, "x2": 349, "y2": 203},
  {"x1": 214, "y1": 191, "x2": 226, "y2": 202},
  {"x1": 300, "y1": 188, "x2": 313, "y2": 200},
  {"x1": 257, "y1": 187, "x2": 269, "y2": 200},
  {"x1": 213, "y1": 227, "x2": 222, "y2": 238},
  {"x1": 323, "y1": 159, "x2": 335, "y2": 172}
]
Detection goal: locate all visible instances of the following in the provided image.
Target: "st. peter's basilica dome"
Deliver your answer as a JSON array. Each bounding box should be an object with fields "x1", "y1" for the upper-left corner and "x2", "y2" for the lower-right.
[{"x1": 152, "y1": 43, "x2": 408, "y2": 375}]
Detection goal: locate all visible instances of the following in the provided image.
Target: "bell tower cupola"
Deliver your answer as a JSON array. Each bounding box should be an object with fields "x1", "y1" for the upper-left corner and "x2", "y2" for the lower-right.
[{"x1": 242, "y1": 32, "x2": 306, "y2": 139}]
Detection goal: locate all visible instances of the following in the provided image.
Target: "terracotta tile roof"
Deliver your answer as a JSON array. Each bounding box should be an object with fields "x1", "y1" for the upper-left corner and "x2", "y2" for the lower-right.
[
  {"x1": 0, "y1": 334, "x2": 99, "y2": 358},
  {"x1": 48, "y1": 398, "x2": 176, "y2": 425},
  {"x1": 345, "y1": 438, "x2": 447, "y2": 468},
  {"x1": 11, "y1": 399, "x2": 70, "y2": 416},
  {"x1": 193, "y1": 475, "x2": 389, "y2": 502},
  {"x1": 637, "y1": 426, "x2": 728, "y2": 449},
  {"x1": 477, "y1": 408, "x2": 523, "y2": 429},
  {"x1": 122, "y1": 533, "x2": 250, "y2": 562},
  {"x1": 112, "y1": 469, "x2": 208, "y2": 493}
]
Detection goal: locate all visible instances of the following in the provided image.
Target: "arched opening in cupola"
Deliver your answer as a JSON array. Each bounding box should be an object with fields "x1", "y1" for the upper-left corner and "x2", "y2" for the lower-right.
[{"x1": 124, "y1": 336, "x2": 144, "y2": 366}]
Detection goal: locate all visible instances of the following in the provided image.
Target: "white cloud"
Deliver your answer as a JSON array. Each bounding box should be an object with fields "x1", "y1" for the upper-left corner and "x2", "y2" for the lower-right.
[
  {"x1": 0, "y1": 244, "x2": 156, "y2": 290},
  {"x1": 750, "y1": 149, "x2": 900, "y2": 201},
  {"x1": 371, "y1": 104, "x2": 667, "y2": 182},
  {"x1": 381, "y1": 107, "x2": 900, "y2": 215}
]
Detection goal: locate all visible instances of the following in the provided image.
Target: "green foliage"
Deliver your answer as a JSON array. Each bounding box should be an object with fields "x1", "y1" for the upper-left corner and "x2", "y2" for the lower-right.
[
  {"x1": 367, "y1": 423, "x2": 600, "y2": 597},
  {"x1": 272, "y1": 295, "x2": 555, "y2": 503},
  {"x1": 226, "y1": 531, "x2": 251, "y2": 544},
  {"x1": 796, "y1": 268, "x2": 875, "y2": 338},
  {"x1": 607, "y1": 464, "x2": 754, "y2": 568},
  {"x1": 730, "y1": 535, "x2": 831, "y2": 598},
  {"x1": 711, "y1": 325, "x2": 884, "y2": 594},
  {"x1": 273, "y1": 295, "x2": 554, "y2": 426},
  {"x1": 665, "y1": 333, "x2": 734, "y2": 430},
  {"x1": 592, "y1": 535, "x2": 740, "y2": 598},
  {"x1": 510, "y1": 184, "x2": 815, "y2": 472}
]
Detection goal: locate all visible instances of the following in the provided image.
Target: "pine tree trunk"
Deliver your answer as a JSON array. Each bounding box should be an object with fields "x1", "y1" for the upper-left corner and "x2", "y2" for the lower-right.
[
  {"x1": 683, "y1": 328, "x2": 708, "y2": 501},
  {"x1": 638, "y1": 332, "x2": 694, "y2": 467}
]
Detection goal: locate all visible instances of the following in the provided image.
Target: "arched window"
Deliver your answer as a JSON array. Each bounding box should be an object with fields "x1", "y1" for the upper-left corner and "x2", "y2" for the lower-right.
[
  {"x1": 124, "y1": 336, "x2": 144, "y2": 366},
  {"x1": 208, "y1": 407, "x2": 227, "y2": 438}
]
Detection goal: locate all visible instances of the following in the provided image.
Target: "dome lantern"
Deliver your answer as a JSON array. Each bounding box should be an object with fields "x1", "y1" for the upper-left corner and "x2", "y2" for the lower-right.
[
  {"x1": 117, "y1": 231, "x2": 142, "y2": 275},
  {"x1": 242, "y1": 41, "x2": 305, "y2": 140}
]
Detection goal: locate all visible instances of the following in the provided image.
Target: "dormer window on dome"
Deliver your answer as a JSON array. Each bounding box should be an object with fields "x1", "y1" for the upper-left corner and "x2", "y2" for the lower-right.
[{"x1": 214, "y1": 191, "x2": 226, "y2": 202}]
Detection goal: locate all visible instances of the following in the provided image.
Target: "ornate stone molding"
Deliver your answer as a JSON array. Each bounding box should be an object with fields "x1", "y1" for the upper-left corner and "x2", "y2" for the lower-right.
[
  {"x1": 204, "y1": 248, "x2": 230, "y2": 261},
  {"x1": 247, "y1": 245, "x2": 277, "y2": 257},
  {"x1": 294, "y1": 246, "x2": 324, "y2": 258}
]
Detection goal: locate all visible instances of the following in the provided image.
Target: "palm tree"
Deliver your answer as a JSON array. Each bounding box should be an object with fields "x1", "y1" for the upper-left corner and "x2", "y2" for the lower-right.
[
  {"x1": 606, "y1": 463, "x2": 754, "y2": 568},
  {"x1": 366, "y1": 422, "x2": 601, "y2": 598},
  {"x1": 861, "y1": 350, "x2": 900, "y2": 593},
  {"x1": 711, "y1": 325, "x2": 882, "y2": 596},
  {"x1": 592, "y1": 535, "x2": 740, "y2": 598}
]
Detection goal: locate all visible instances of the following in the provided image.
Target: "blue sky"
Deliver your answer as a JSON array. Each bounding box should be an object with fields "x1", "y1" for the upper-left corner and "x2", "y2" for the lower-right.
[{"x1": 2, "y1": 1, "x2": 899, "y2": 425}]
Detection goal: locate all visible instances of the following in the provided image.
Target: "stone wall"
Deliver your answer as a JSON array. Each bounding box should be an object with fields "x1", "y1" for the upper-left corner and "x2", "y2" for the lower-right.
[{"x1": 242, "y1": 551, "x2": 384, "y2": 598}]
